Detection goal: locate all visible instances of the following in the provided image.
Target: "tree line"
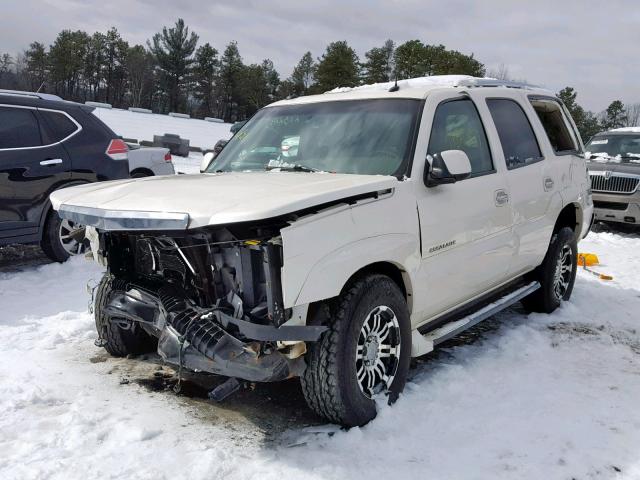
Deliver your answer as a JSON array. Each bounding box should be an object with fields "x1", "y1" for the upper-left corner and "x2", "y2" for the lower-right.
[
  {"x1": 0, "y1": 18, "x2": 636, "y2": 140},
  {"x1": 0, "y1": 19, "x2": 483, "y2": 122}
]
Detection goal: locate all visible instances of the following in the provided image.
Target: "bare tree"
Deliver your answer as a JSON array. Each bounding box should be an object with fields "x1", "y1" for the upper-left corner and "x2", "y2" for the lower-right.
[
  {"x1": 487, "y1": 63, "x2": 510, "y2": 80},
  {"x1": 625, "y1": 103, "x2": 640, "y2": 127}
]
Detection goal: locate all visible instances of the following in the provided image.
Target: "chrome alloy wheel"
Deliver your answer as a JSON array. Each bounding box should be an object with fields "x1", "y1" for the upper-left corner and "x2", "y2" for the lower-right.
[
  {"x1": 553, "y1": 244, "x2": 573, "y2": 301},
  {"x1": 59, "y1": 219, "x2": 88, "y2": 256},
  {"x1": 355, "y1": 305, "x2": 401, "y2": 398}
]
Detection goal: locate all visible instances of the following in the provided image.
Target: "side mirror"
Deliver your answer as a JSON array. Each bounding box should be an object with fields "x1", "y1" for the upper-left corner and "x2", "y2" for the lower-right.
[
  {"x1": 200, "y1": 152, "x2": 215, "y2": 173},
  {"x1": 424, "y1": 150, "x2": 472, "y2": 187}
]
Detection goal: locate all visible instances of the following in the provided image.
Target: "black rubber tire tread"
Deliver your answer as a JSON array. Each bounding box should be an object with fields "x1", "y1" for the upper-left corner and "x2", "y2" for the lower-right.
[
  {"x1": 94, "y1": 274, "x2": 157, "y2": 357},
  {"x1": 301, "y1": 274, "x2": 411, "y2": 427},
  {"x1": 521, "y1": 226, "x2": 578, "y2": 314},
  {"x1": 40, "y1": 209, "x2": 70, "y2": 263}
]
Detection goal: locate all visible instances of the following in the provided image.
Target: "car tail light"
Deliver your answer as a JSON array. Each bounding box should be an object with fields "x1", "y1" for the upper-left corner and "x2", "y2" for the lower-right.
[
  {"x1": 106, "y1": 139, "x2": 128, "y2": 160},
  {"x1": 164, "y1": 152, "x2": 172, "y2": 162}
]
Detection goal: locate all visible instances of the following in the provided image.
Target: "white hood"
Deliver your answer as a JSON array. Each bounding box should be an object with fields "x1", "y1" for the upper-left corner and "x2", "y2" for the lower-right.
[{"x1": 50, "y1": 172, "x2": 398, "y2": 230}]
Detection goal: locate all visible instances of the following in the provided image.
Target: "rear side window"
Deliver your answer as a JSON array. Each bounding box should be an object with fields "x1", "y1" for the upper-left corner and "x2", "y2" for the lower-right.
[
  {"x1": 0, "y1": 107, "x2": 42, "y2": 149},
  {"x1": 428, "y1": 98, "x2": 494, "y2": 176},
  {"x1": 529, "y1": 99, "x2": 578, "y2": 153},
  {"x1": 486, "y1": 99, "x2": 542, "y2": 169},
  {"x1": 38, "y1": 110, "x2": 78, "y2": 144}
]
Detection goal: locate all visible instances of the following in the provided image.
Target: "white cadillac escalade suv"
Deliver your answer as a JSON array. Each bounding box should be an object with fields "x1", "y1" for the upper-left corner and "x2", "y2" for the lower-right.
[{"x1": 50, "y1": 76, "x2": 593, "y2": 427}]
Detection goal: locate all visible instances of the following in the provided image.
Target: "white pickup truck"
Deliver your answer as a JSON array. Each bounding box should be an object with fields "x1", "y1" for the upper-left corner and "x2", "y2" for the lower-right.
[{"x1": 51, "y1": 76, "x2": 593, "y2": 426}]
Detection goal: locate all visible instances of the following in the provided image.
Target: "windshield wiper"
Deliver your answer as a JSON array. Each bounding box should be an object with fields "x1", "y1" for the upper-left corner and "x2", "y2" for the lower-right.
[{"x1": 266, "y1": 164, "x2": 322, "y2": 173}]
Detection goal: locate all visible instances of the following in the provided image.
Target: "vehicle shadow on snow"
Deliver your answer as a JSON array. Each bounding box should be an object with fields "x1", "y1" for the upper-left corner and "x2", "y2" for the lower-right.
[
  {"x1": 95, "y1": 350, "x2": 326, "y2": 445},
  {"x1": 591, "y1": 220, "x2": 640, "y2": 237}
]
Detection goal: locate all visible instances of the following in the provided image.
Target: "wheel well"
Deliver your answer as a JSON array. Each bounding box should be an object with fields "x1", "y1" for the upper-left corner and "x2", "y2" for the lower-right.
[
  {"x1": 554, "y1": 204, "x2": 580, "y2": 234},
  {"x1": 130, "y1": 168, "x2": 154, "y2": 177},
  {"x1": 38, "y1": 180, "x2": 92, "y2": 239},
  {"x1": 342, "y1": 262, "x2": 409, "y2": 301},
  {"x1": 306, "y1": 262, "x2": 412, "y2": 327}
]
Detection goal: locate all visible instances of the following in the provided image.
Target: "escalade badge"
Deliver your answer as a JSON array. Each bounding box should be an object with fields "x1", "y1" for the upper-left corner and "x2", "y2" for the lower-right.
[
  {"x1": 604, "y1": 170, "x2": 612, "y2": 180},
  {"x1": 428, "y1": 240, "x2": 456, "y2": 254}
]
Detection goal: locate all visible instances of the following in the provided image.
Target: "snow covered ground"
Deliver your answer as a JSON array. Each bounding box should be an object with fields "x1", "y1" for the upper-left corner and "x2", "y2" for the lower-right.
[
  {"x1": 173, "y1": 151, "x2": 204, "y2": 175},
  {"x1": 91, "y1": 107, "x2": 233, "y2": 151},
  {"x1": 1, "y1": 230, "x2": 640, "y2": 479}
]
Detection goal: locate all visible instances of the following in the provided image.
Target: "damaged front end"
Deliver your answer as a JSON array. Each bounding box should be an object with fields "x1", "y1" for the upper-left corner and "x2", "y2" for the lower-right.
[{"x1": 93, "y1": 223, "x2": 325, "y2": 383}]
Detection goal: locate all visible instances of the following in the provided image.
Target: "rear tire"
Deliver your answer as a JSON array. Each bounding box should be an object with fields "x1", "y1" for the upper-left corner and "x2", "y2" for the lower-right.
[
  {"x1": 521, "y1": 227, "x2": 577, "y2": 314},
  {"x1": 94, "y1": 275, "x2": 157, "y2": 357},
  {"x1": 131, "y1": 170, "x2": 153, "y2": 178},
  {"x1": 301, "y1": 274, "x2": 411, "y2": 427}
]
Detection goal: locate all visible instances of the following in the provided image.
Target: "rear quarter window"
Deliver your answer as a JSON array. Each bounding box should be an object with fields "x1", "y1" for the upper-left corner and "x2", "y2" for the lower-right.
[
  {"x1": 38, "y1": 110, "x2": 79, "y2": 144},
  {"x1": 529, "y1": 99, "x2": 578, "y2": 153}
]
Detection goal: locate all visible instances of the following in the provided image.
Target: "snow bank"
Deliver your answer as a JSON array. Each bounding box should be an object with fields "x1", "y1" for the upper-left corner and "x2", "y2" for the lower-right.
[
  {"x1": 1, "y1": 232, "x2": 640, "y2": 479},
  {"x1": 91, "y1": 108, "x2": 233, "y2": 151}
]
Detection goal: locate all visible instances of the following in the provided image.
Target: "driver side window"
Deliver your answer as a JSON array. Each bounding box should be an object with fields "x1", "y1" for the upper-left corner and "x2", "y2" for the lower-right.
[{"x1": 428, "y1": 98, "x2": 494, "y2": 176}]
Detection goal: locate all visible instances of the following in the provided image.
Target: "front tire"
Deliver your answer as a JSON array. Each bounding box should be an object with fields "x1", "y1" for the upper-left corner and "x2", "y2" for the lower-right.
[
  {"x1": 301, "y1": 274, "x2": 411, "y2": 427},
  {"x1": 94, "y1": 275, "x2": 157, "y2": 357},
  {"x1": 522, "y1": 227, "x2": 578, "y2": 313}
]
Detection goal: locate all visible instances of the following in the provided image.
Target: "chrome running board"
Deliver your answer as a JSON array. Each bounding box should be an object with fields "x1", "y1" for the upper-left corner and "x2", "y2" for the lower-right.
[{"x1": 413, "y1": 281, "x2": 541, "y2": 356}]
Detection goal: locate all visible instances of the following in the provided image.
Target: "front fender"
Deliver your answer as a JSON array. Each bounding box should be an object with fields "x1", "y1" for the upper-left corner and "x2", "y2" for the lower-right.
[
  {"x1": 280, "y1": 184, "x2": 420, "y2": 312},
  {"x1": 291, "y1": 233, "x2": 419, "y2": 308}
]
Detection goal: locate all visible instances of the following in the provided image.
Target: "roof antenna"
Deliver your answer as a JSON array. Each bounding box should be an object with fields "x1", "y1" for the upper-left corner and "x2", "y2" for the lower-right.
[
  {"x1": 36, "y1": 82, "x2": 45, "y2": 93},
  {"x1": 388, "y1": 74, "x2": 399, "y2": 92}
]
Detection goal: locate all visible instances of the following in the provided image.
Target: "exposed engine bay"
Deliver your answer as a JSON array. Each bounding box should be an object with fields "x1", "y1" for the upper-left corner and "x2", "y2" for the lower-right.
[{"x1": 94, "y1": 221, "x2": 326, "y2": 383}]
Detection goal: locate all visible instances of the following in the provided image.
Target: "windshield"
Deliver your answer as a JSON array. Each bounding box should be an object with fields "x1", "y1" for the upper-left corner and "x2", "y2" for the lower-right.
[
  {"x1": 585, "y1": 134, "x2": 640, "y2": 163},
  {"x1": 209, "y1": 99, "x2": 421, "y2": 176}
]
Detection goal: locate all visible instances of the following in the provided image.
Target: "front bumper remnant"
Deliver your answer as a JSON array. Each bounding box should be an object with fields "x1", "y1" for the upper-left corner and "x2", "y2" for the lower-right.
[{"x1": 103, "y1": 287, "x2": 324, "y2": 382}]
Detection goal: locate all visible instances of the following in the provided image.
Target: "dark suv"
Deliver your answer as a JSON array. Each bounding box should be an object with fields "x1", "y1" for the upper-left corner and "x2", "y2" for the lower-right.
[{"x1": 0, "y1": 90, "x2": 130, "y2": 262}]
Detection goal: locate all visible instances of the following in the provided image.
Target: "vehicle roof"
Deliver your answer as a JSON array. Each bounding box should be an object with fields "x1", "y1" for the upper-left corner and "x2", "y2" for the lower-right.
[
  {"x1": 601, "y1": 127, "x2": 640, "y2": 135},
  {"x1": 0, "y1": 90, "x2": 93, "y2": 112},
  {"x1": 269, "y1": 75, "x2": 555, "y2": 107}
]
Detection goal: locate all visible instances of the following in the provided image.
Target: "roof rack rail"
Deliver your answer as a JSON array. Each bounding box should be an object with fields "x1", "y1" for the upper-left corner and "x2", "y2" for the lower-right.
[
  {"x1": 0, "y1": 89, "x2": 63, "y2": 101},
  {"x1": 456, "y1": 78, "x2": 544, "y2": 90}
]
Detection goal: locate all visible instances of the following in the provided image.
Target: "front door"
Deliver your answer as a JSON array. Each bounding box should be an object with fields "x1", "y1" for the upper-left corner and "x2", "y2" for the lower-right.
[{"x1": 412, "y1": 92, "x2": 513, "y2": 324}]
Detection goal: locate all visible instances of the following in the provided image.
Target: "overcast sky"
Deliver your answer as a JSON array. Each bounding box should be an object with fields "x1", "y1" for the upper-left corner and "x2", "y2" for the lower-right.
[{"x1": 1, "y1": 0, "x2": 636, "y2": 111}]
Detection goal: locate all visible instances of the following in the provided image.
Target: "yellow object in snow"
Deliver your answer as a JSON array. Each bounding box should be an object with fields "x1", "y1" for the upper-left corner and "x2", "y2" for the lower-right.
[
  {"x1": 578, "y1": 253, "x2": 613, "y2": 281},
  {"x1": 578, "y1": 253, "x2": 600, "y2": 266}
]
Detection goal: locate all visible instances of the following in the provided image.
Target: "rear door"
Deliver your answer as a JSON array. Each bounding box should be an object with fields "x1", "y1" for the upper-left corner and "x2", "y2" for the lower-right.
[
  {"x1": 484, "y1": 95, "x2": 556, "y2": 276},
  {"x1": 0, "y1": 105, "x2": 73, "y2": 238}
]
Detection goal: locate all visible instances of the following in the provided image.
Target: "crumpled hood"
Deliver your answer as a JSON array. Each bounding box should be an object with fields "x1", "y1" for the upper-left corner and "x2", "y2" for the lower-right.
[{"x1": 50, "y1": 172, "x2": 398, "y2": 230}]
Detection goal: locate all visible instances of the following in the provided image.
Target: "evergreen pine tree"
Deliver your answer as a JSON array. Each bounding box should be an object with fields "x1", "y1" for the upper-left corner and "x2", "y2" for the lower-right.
[
  {"x1": 148, "y1": 18, "x2": 198, "y2": 113},
  {"x1": 291, "y1": 51, "x2": 315, "y2": 94},
  {"x1": 362, "y1": 40, "x2": 395, "y2": 84},
  {"x1": 601, "y1": 100, "x2": 627, "y2": 131},
  {"x1": 315, "y1": 41, "x2": 359, "y2": 92},
  {"x1": 193, "y1": 43, "x2": 219, "y2": 117}
]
